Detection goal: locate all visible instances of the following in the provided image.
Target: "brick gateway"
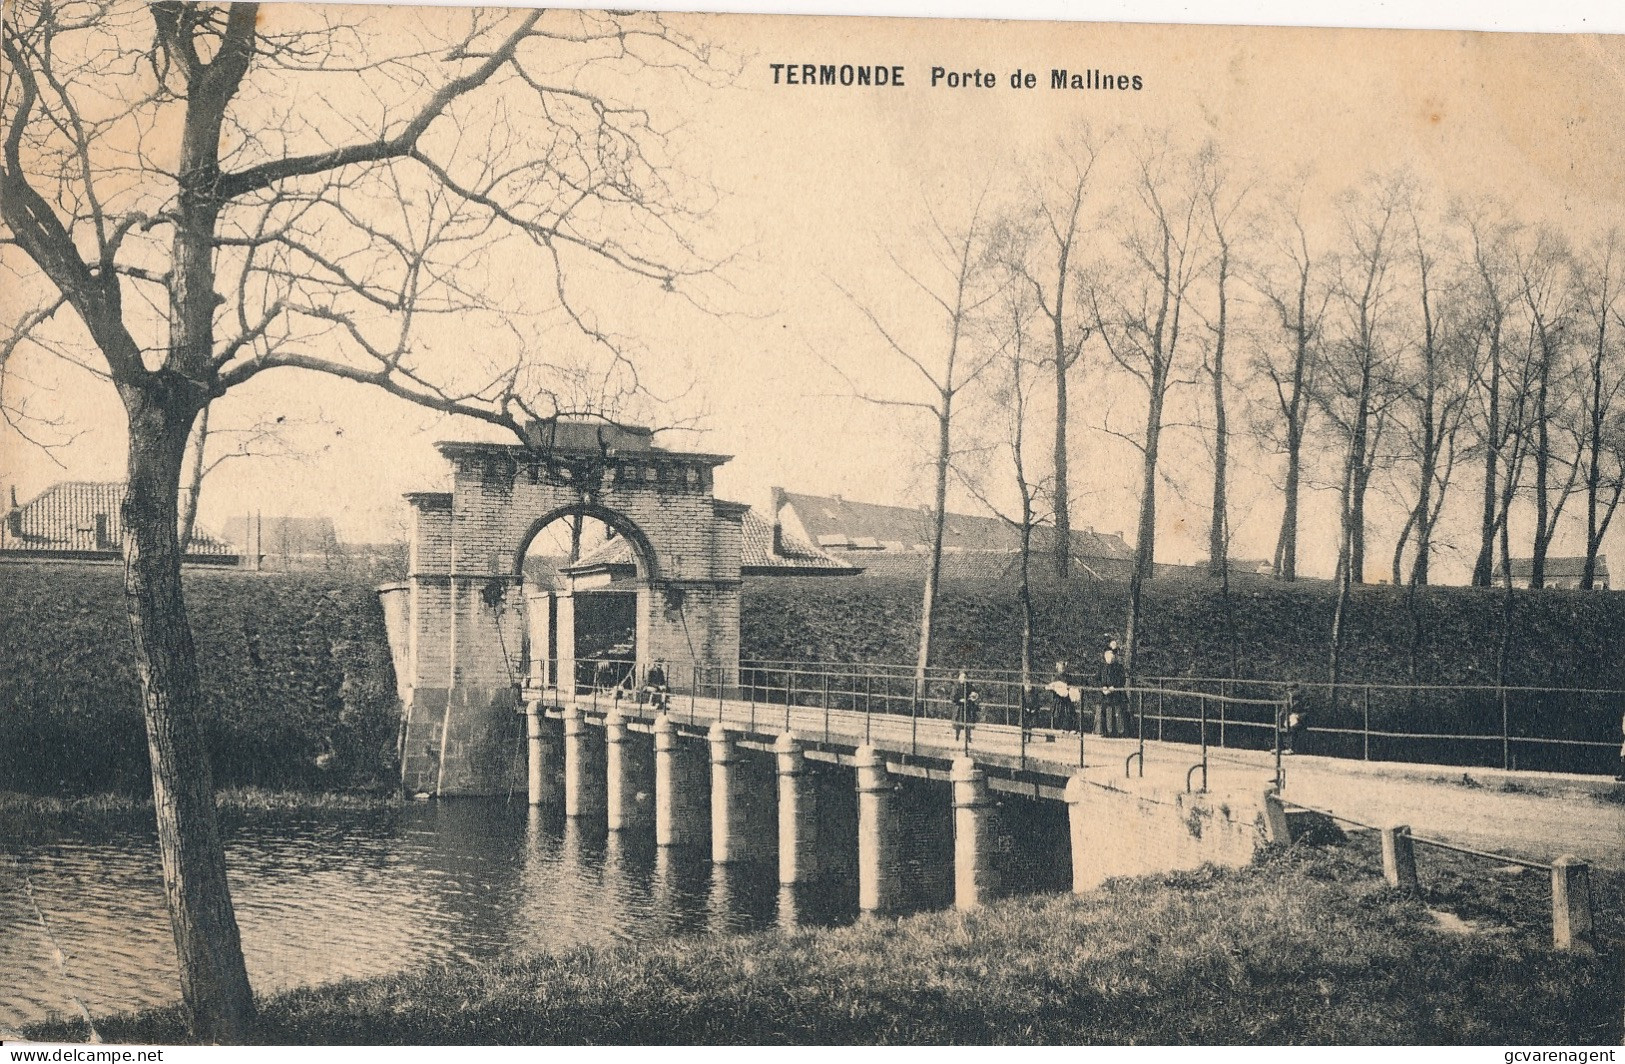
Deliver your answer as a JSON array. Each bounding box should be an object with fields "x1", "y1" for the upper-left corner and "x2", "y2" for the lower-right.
[{"x1": 390, "y1": 421, "x2": 744, "y2": 796}]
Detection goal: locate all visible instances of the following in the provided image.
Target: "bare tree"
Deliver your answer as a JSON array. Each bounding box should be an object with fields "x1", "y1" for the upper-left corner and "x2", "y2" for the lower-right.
[
  {"x1": 1, "y1": 0, "x2": 721, "y2": 1040},
  {"x1": 176, "y1": 406, "x2": 332, "y2": 550},
  {"x1": 1573, "y1": 231, "x2": 1625, "y2": 588},
  {"x1": 1195, "y1": 144, "x2": 1249, "y2": 578},
  {"x1": 1089, "y1": 137, "x2": 1204, "y2": 675},
  {"x1": 1251, "y1": 189, "x2": 1328, "y2": 582},
  {"x1": 999, "y1": 129, "x2": 1101, "y2": 580},
  {"x1": 1317, "y1": 176, "x2": 1406, "y2": 690},
  {"x1": 956, "y1": 284, "x2": 1048, "y2": 694},
  {"x1": 1461, "y1": 204, "x2": 1524, "y2": 587},
  {"x1": 1388, "y1": 197, "x2": 1473, "y2": 588},
  {"x1": 829, "y1": 197, "x2": 1002, "y2": 690},
  {"x1": 1514, "y1": 228, "x2": 1583, "y2": 587}
]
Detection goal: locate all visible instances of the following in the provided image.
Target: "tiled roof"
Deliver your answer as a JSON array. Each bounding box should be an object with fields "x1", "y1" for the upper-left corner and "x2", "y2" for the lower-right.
[
  {"x1": 566, "y1": 508, "x2": 856, "y2": 575},
  {"x1": 1502, "y1": 556, "x2": 1609, "y2": 580},
  {"x1": 2, "y1": 481, "x2": 234, "y2": 556},
  {"x1": 738, "y1": 509, "x2": 857, "y2": 572},
  {"x1": 779, "y1": 490, "x2": 1134, "y2": 561}
]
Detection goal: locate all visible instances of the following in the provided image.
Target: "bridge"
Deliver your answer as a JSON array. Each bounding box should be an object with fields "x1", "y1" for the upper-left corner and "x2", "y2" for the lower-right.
[{"x1": 381, "y1": 421, "x2": 1615, "y2": 945}]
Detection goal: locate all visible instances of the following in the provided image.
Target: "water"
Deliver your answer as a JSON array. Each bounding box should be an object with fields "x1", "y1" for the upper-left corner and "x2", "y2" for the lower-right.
[{"x1": 0, "y1": 801, "x2": 865, "y2": 1031}]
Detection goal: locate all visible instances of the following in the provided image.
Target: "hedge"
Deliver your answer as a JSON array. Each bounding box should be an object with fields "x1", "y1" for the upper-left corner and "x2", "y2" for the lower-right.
[{"x1": 0, "y1": 563, "x2": 400, "y2": 796}]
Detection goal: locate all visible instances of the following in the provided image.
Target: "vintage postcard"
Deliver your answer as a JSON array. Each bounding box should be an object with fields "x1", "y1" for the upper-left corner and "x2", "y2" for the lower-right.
[{"x1": 1, "y1": 0, "x2": 1621, "y2": 1049}]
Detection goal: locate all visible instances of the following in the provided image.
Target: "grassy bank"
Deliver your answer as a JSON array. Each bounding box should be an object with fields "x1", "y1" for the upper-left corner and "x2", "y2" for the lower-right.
[
  {"x1": 742, "y1": 575, "x2": 1625, "y2": 690},
  {"x1": 26, "y1": 835, "x2": 1623, "y2": 1045},
  {"x1": 7, "y1": 565, "x2": 1624, "y2": 798},
  {"x1": 0, "y1": 564, "x2": 399, "y2": 796},
  {"x1": 0, "y1": 787, "x2": 402, "y2": 845}
]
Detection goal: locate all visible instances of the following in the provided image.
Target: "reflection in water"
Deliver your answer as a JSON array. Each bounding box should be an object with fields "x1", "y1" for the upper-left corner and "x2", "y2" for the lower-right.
[
  {"x1": 0, "y1": 800, "x2": 856, "y2": 1029},
  {"x1": 2, "y1": 792, "x2": 1064, "y2": 1030}
]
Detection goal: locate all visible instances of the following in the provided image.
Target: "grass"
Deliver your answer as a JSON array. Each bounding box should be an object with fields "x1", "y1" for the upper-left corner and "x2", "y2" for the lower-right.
[
  {"x1": 23, "y1": 834, "x2": 1623, "y2": 1046},
  {"x1": 0, "y1": 786, "x2": 402, "y2": 845}
]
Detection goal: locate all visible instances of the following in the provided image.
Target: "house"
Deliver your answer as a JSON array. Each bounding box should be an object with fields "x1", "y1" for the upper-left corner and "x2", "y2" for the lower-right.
[
  {"x1": 1, "y1": 482, "x2": 237, "y2": 565},
  {"x1": 1498, "y1": 556, "x2": 1611, "y2": 591},
  {"x1": 771, "y1": 488, "x2": 1135, "y2": 580},
  {"x1": 1154, "y1": 558, "x2": 1280, "y2": 582},
  {"x1": 561, "y1": 508, "x2": 859, "y2": 590}
]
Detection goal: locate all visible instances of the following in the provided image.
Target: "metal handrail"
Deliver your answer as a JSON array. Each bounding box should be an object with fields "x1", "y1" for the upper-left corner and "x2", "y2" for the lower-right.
[{"x1": 534, "y1": 657, "x2": 1619, "y2": 776}]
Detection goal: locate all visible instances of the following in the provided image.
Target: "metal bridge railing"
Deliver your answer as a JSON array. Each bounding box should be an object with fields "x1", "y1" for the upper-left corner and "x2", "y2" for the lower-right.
[
  {"x1": 541, "y1": 657, "x2": 1297, "y2": 788},
  {"x1": 532, "y1": 658, "x2": 1622, "y2": 780}
]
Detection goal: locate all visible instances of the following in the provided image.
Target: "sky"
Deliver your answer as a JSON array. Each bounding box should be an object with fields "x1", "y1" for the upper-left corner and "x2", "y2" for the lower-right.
[{"x1": 4, "y1": 1, "x2": 1625, "y2": 582}]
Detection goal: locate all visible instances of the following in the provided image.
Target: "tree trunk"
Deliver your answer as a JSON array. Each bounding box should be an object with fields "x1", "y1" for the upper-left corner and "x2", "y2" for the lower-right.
[
  {"x1": 916, "y1": 404, "x2": 951, "y2": 689},
  {"x1": 1207, "y1": 252, "x2": 1229, "y2": 577},
  {"x1": 121, "y1": 382, "x2": 256, "y2": 1044},
  {"x1": 1052, "y1": 351, "x2": 1071, "y2": 580},
  {"x1": 177, "y1": 402, "x2": 210, "y2": 552},
  {"x1": 1275, "y1": 427, "x2": 1301, "y2": 580},
  {"x1": 1532, "y1": 371, "x2": 1551, "y2": 590},
  {"x1": 1124, "y1": 383, "x2": 1164, "y2": 677},
  {"x1": 1473, "y1": 349, "x2": 1501, "y2": 587}
]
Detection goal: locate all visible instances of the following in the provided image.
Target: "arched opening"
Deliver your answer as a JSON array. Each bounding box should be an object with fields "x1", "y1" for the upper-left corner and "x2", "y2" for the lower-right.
[{"x1": 515, "y1": 504, "x2": 657, "y2": 695}]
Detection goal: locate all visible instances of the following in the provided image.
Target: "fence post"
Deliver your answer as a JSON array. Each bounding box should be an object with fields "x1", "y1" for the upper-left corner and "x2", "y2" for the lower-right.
[
  {"x1": 1381, "y1": 825, "x2": 1418, "y2": 890},
  {"x1": 909, "y1": 682, "x2": 917, "y2": 754},
  {"x1": 1273, "y1": 694, "x2": 1285, "y2": 792},
  {"x1": 1362, "y1": 687, "x2": 1370, "y2": 761},
  {"x1": 1551, "y1": 856, "x2": 1594, "y2": 951},
  {"x1": 1500, "y1": 688, "x2": 1510, "y2": 771},
  {"x1": 1199, "y1": 695, "x2": 1209, "y2": 788}
]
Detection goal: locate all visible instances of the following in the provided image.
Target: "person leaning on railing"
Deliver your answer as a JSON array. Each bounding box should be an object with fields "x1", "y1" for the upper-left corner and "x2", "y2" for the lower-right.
[
  {"x1": 1047, "y1": 660, "x2": 1077, "y2": 732},
  {"x1": 1278, "y1": 684, "x2": 1307, "y2": 754},
  {"x1": 641, "y1": 660, "x2": 671, "y2": 711}
]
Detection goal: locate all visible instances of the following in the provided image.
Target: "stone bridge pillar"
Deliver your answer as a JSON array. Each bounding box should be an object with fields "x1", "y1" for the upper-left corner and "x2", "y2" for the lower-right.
[
  {"x1": 606, "y1": 711, "x2": 654, "y2": 830},
  {"x1": 855, "y1": 745, "x2": 900, "y2": 913},
  {"x1": 776, "y1": 734, "x2": 818, "y2": 885},
  {"x1": 654, "y1": 714, "x2": 709, "y2": 847},
  {"x1": 563, "y1": 704, "x2": 606, "y2": 818},
  {"x1": 951, "y1": 757, "x2": 998, "y2": 909},
  {"x1": 709, "y1": 723, "x2": 775, "y2": 865}
]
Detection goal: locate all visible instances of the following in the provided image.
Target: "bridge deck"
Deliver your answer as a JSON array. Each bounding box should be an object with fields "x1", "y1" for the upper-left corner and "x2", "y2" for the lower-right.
[{"x1": 537, "y1": 687, "x2": 1624, "y2": 870}]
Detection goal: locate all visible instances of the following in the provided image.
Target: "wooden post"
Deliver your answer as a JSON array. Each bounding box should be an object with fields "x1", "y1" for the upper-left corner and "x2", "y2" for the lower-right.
[
  {"x1": 1380, "y1": 824, "x2": 1418, "y2": 890},
  {"x1": 1551, "y1": 856, "x2": 1593, "y2": 951}
]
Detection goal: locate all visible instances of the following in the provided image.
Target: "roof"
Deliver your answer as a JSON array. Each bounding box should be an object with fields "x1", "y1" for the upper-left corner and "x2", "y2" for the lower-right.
[
  {"x1": 565, "y1": 508, "x2": 857, "y2": 577},
  {"x1": 2, "y1": 482, "x2": 234, "y2": 557},
  {"x1": 777, "y1": 490, "x2": 1134, "y2": 560},
  {"x1": 1502, "y1": 556, "x2": 1609, "y2": 579}
]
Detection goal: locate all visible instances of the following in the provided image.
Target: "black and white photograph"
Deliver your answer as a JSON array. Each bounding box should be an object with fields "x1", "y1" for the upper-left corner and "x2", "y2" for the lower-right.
[{"x1": 1, "y1": 0, "x2": 1622, "y2": 1048}]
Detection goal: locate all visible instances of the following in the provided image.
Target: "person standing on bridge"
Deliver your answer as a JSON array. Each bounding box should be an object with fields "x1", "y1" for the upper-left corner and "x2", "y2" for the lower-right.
[
  {"x1": 1098, "y1": 646, "x2": 1127, "y2": 738},
  {"x1": 953, "y1": 670, "x2": 981, "y2": 745},
  {"x1": 1048, "y1": 660, "x2": 1077, "y2": 732}
]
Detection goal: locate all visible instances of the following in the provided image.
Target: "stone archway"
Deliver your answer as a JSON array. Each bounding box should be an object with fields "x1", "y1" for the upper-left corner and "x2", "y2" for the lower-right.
[
  {"x1": 512, "y1": 501, "x2": 657, "y2": 700},
  {"x1": 392, "y1": 420, "x2": 745, "y2": 796}
]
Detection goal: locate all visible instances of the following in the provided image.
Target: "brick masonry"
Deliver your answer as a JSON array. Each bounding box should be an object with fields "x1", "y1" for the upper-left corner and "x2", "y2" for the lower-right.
[{"x1": 393, "y1": 432, "x2": 745, "y2": 796}]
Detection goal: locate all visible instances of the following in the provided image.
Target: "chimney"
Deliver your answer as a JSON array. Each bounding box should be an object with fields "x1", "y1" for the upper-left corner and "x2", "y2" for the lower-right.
[
  {"x1": 5, "y1": 486, "x2": 18, "y2": 540},
  {"x1": 94, "y1": 514, "x2": 109, "y2": 551},
  {"x1": 770, "y1": 486, "x2": 786, "y2": 555}
]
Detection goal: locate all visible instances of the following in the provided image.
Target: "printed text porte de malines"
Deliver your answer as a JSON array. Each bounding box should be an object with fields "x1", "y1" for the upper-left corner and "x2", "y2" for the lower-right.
[{"x1": 769, "y1": 62, "x2": 1144, "y2": 91}]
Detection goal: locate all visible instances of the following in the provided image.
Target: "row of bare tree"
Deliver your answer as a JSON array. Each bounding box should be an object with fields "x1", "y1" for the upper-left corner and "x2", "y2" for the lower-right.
[{"x1": 841, "y1": 133, "x2": 1625, "y2": 689}]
